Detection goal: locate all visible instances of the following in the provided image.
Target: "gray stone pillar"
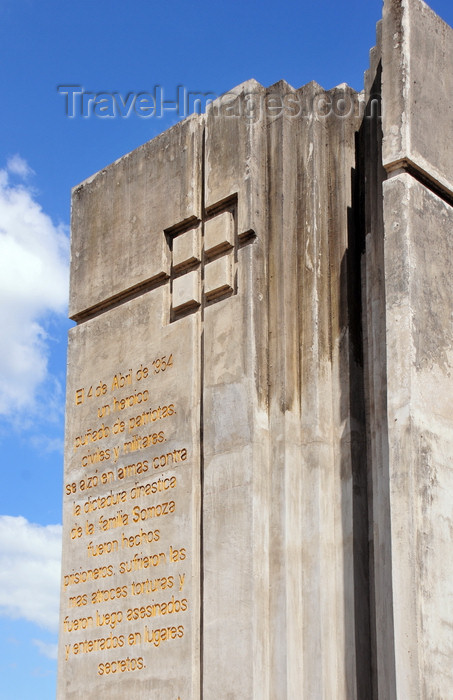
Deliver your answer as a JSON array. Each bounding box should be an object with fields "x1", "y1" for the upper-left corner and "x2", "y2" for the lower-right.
[
  {"x1": 363, "y1": 1, "x2": 453, "y2": 698},
  {"x1": 58, "y1": 78, "x2": 368, "y2": 699},
  {"x1": 57, "y1": 3, "x2": 453, "y2": 697}
]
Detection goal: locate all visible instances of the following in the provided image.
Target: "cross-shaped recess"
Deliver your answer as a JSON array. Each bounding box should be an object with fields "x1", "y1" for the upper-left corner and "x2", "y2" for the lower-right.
[{"x1": 166, "y1": 198, "x2": 254, "y2": 322}]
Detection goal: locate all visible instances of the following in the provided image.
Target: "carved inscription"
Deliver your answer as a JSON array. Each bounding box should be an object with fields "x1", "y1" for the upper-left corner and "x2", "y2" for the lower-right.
[{"x1": 62, "y1": 351, "x2": 192, "y2": 683}]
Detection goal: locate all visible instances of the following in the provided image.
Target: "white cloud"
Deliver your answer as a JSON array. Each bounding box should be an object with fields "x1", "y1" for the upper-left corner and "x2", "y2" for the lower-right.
[
  {"x1": 30, "y1": 434, "x2": 64, "y2": 454},
  {"x1": 0, "y1": 515, "x2": 62, "y2": 632},
  {"x1": 7, "y1": 154, "x2": 34, "y2": 179},
  {"x1": 32, "y1": 639, "x2": 58, "y2": 660},
  {"x1": 0, "y1": 158, "x2": 69, "y2": 416}
]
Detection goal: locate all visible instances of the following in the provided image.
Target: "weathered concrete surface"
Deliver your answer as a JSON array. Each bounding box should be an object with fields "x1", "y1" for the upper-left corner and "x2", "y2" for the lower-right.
[
  {"x1": 361, "y1": 3, "x2": 453, "y2": 699},
  {"x1": 359, "y1": 57, "x2": 396, "y2": 700},
  {"x1": 60, "y1": 117, "x2": 205, "y2": 698},
  {"x1": 58, "y1": 2, "x2": 453, "y2": 698},
  {"x1": 59, "y1": 291, "x2": 201, "y2": 699},
  {"x1": 382, "y1": 0, "x2": 453, "y2": 195},
  {"x1": 59, "y1": 77, "x2": 370, "y2": 699},
  {"x1": 383, "y1": 174, "x2": 453, "y2": 700},
  {"x1": 202, "y1": 80, "x2": 269, "y2": 700},
  {"x1": 202, "y1": 78, "x2": 370, "y2": 700},
  {"x1": 69, "y1": 116, "x2": 202, "y2": 320}
]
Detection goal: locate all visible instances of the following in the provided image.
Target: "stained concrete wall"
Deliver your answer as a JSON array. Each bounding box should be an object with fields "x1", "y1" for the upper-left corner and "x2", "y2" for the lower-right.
[
  {"x1": 363, "y1": 1, "x2": 453, "y2": 698},
  {"x1": 382, "y1": 0, "x2": 453, "y2": 196},
  {"x1": 58, "y1": 1, "x2": 453, "y2": 698},
  {"x1": 59, "y1": 78, "x2": 369, "y2": 699},
  {"x1": 383, "y1": 175, "x2": 453, "y2": 700}
]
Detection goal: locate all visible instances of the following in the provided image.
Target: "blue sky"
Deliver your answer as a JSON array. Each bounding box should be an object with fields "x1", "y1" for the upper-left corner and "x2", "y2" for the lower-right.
[{"x1": 0, "y1": 0, "x2": 452, "y2": 697}]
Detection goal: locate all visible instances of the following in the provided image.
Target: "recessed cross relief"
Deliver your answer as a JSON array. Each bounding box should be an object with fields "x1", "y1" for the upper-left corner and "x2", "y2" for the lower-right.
[
  {"x1": 69, "y1": 194, "x2": 254, "y2": 325},
  {"x1": 165, "y1": 197, "x2": 255, "y2": 322}
]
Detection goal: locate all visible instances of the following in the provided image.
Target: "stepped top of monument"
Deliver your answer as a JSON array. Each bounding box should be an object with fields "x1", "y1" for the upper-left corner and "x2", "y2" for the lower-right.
[
  {"x1": 73, "y1": 0, "x2": 453, "y2": 198},
  {"x1": 72, "y1": 77, "x2": 361, "y2": 194},
  {"x1": 69, "y1": 0, "x2": 453, "y2": 320}
]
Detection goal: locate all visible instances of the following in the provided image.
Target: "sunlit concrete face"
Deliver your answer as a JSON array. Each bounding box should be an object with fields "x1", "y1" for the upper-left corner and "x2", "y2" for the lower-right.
[
  {"x1": 58, "y1": 78, "x2": 364, "y2": 699},
  {"x1": 58, "y1": 2, "x2": 453, "y2": 698},
  {"x1": 61, "y1": 292, "x2": 201, "y2": 699}
]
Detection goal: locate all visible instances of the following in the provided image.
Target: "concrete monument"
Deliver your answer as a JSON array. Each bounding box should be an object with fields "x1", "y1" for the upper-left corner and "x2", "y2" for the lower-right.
[{"x1": 57, "y1": 0, "x2": 453, "y2": 697}]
